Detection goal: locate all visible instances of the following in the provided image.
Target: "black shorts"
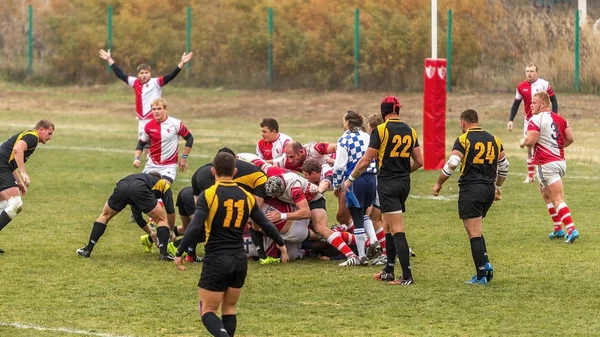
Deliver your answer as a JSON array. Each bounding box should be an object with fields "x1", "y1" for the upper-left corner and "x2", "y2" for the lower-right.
[
  {"x1": 199, "y1": 253, "x2": 248, "y2": 292},
  {"x1": 176, "y1": 187, "x2": 196, "y2": 217},
  {"x1": 107, "y1": 180, "x2": 158, "y2": 214},
  {"x1": 377, "y1": 178, "x2": 410, "y2": 213},
  {"x1": 0, "y1": 169, "x2": 17, "y2": 192},
  {"x1": 309, "y1": 197, "x2": 326, "y2": 211},
  {"x1": 458, "y1": 183, "x2": 495, "y2": 219}
]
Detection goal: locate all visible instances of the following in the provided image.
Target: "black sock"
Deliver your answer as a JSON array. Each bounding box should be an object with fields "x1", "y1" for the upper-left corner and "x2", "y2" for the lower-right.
[
  {"x1": 481, "y1": 235, "x2": 489, "y2": 264},
  {"x1": 222, "y1": 314, "x2": 237, "y2": 337},
  {"x1": 0, "y1": 211, "x2": 12, "y2": 231},
  {"x1": 392, "y1": 232, "x2": 412, "y2": 279},
  {"x1": 85, "y1": 222, "x2": 107, "y2": 251},
  {"x1": 201, "y1": 312, "x2": 229, "y2": 337},
  {"x1": 250, "y1": 228, "x2": 266, "y2": 259},
  {"x1": 470, "y1": 236, "x2": 486, "y2": 280},
  {"x1": 156, "y1": 226, "x2": 169, "y2": 255},
  {"x1": 384, "y1": 233, "x2": 396, "y2": 273},
  {"x1": 174, "y1": 226, "x2": 180, "y2": 237},
  {"x1": 148, "y1": 235, "x2": 154, "y2": 244},
  {"x1": 174, "y1": 238, "x2": 181, "y2": 247},
  {"x1": 131, "y1": 207, "x2": 146, "y2": 229}
]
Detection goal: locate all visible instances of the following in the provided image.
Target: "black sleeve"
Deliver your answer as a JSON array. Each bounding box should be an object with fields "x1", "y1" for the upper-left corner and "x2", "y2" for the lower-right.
[
  {"x1": 250, "y1": 204, "x2": 285, "y2": 246},
  {"x1": 509, "y1": 99, "x2": 522, "y2": 121},
  {"x1": 550, "y1": 95, "x2": 558, "y2": 114},
  {"x1": 162, "y1": 189, "x2": 175, "y2": 214},
  {"x1": 176, "y1": 193, "x2": 208, "y2": 256},
  {"x1": 162, "y1": 66, "x2": 182, "y2": 85},
  {"x1": 136, "y1": 139, "x2": 147, "y2": 151},
  {"x1": 182, "y1": 132, "x2": 194, "y2": 148},
  {"x1": 110, "y1": 63, "x2": 129, "y2": 84}
]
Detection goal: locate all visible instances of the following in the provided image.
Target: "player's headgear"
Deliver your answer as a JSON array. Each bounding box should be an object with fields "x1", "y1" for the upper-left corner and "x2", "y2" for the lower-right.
[
  {"x1": 380, "y1": 96, "x2": 401, "y2": 118},
  {"x1": 264, "y1": 176, "x2": 285, "y2": 198}
]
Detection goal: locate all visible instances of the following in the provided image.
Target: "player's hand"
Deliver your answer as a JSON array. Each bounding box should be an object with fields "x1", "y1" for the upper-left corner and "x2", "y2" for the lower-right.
[
  {"x1": 133, "y1": 159, "x2": 141, "y2": 168},
  {"x1": 181, "y1": 52, "x2": 193, "y2": 63},
  {"x1": 17, "y1": 182, "x2": 27, "y2": 196},
  {"x1": 178, "y1": 158, "x2": 188, "y2": 173},
  {"x1": 494, "y1": 186, "x2": 502, "y2": 201},
  {"x1": 278, "y1": 245, "x2": 289, "y2": 263},
  {"x1": 342, "y1": 179, "x2": 352, "y2": 193},
  {"x1": 507, "y1": 121, "x2": 513, "y2": 132},
  {"x1": 175, "y1": 256, "x2": 187, "y2": 271},
  {"x1": 21, "y1": 173, "x2": 30, "y2": 187},
  {"x1": 99, "y1": 49, "x2": 111, "y2": 60},
  {"x1": 333, "y1": 188, "x2": 341, "y2": 198},
  {"x1": 432, "y1": 183, "x2": 442, "y2": 196},
  {"x1": 266, "y1": 210, "x2": 282, "y2": 223},
  {"x1": 519, "y1": 137, "x2": 526, "y2": 149}
]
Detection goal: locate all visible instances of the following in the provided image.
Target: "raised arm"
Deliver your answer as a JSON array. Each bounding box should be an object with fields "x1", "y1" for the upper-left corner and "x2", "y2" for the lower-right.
[{"x1": 162, "y1": 52, "x2": 194, "y2": 85}]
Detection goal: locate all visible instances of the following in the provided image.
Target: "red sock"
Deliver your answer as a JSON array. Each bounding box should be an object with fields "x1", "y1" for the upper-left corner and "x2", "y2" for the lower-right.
[
  {"x1": 339, "y1": 231, "x2": 356, "y2": 245},
  {"x1": 527, "y1": 159, "x2": 535, "y2": 179},
  {"x1": 556, "y1": 202, "x2": 575, "y2": 234},
  {"x1": 375, "y1": 227, "x2": 386, "y2": 253},
  {"x1": 327, "y1": 232, "x2": 355, "y2": 258},
  {"x1": 346, "y1": 220, "x2": 354, "y2": 233},
  {"x1": 546, "y1": 203, "x2": 562, "y2": 232}
]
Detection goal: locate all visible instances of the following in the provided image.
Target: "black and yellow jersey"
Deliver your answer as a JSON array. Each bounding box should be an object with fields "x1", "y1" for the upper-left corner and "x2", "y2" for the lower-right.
[
  {"x1": 368, "y1": 118, "x2": 419, "y2": 180},
  {"x1": 191, "y1": 159, "x2": 267, "y2": 198},
  {"x1": 120, "y1": 173, "x2": 175, "y2": 214},
  {"x1": 0, "y1": 129, "x2": 40, "y2": 171},
  {"x1": 452, "y1": 127, "x2": 503, "y2": 186},
  {"x1": 177, "y1": 180, "x2": 284, "y2": 257}
]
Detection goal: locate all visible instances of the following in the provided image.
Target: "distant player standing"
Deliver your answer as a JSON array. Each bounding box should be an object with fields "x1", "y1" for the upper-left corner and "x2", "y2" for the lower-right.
[
  {"x1": 508, "y1": 63, "x2": 558, "y2": 183},
  {"x1": 256, "y1": 118, "x2": 292, "y2": 160},
  {"x1": 521, "y1": 92, "x2": 579, "y2": 243}
]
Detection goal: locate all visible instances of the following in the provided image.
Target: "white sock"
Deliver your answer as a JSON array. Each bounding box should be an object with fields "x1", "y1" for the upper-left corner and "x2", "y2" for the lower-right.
[
  {"x1": 354, "y1": 228, "x2": 366, "y2": 258},
  {"x1": 363, "y1": 215, "x2": 377, "y2": 245}
]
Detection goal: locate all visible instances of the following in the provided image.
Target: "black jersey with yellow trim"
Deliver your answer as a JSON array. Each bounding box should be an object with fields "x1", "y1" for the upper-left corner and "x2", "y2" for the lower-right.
[
  {"x1": 0, "y1": 129, "x2": 39, "y2": 171},
  {"x1": 121, "y1": 173, "x2": 175, "y2": 214},
  {"x1": 368, "y1": 118, "x2": 419, "y2": 180},
  {"x1": 191, "y1": 159, "x2": 267, "y2": 198},
  {"x1": 452, "y1": 127, "x2": 503, "y2": 186}
]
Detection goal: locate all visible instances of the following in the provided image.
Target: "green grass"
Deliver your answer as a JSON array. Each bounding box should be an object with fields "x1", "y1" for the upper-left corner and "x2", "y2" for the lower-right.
[{"x1": 0, "y1": 85, "x2": 599, "y2": 337}]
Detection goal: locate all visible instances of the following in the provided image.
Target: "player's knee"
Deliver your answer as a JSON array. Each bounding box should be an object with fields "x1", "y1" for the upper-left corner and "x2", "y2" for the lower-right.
[{"x1": 5, "y1": 196, "x2": 23, "y2": 219}]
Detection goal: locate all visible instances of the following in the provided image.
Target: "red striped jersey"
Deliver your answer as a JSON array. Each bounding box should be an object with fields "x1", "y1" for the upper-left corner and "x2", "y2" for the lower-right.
[
  {"x1": 256, "y1": 132, "x2": 292, "y2": 160},
  {"x1": 127, "y1": 77, "x2": 166, "y2": 120},
  {"x1": 141, "y1": 116, "x2": 190, "y2": 166},
  {"x1": 527, "y1": 111, "x2": 568, "y2": 165},
  {"x1": 515, "y1": 78, "x2": 555, "y2": 120}
]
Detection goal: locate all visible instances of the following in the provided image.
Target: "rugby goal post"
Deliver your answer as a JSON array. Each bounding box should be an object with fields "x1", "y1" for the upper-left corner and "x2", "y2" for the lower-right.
[{"x1": 423, "y1": 0, "x2": 446, "y2": 170}]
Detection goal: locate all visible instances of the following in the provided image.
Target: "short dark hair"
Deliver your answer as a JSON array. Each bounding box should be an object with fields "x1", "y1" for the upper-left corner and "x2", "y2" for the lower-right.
[
  {"x1": 213, "y1": 152, "x2": 236, "y2": 176},
  {"x1": 35, "y1": 120, "x2": 55, "y2": 130},
  {"x1": 260, "y1": 118, "x2": 279, "y2": 132},
  {"x1": 302, "y1": 158, "x2": 321, "y2": 175},
  {"x1": 217, "y1": 147, "x2": 236, "y2": 156},
  {"x1": 460, "y1": 109, "x2": 479, "y2": 123},
  {"x1": 137, "y1": 64, "x2": 151, "y2": 72},
  {"x1": 344, "y1": 110, "x2": 364, "y2": 132}
]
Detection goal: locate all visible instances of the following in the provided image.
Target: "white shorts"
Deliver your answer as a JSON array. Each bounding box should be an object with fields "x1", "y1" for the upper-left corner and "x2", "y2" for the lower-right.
[
  {"x1": 263, "y1": 238, "x2": 305, "y2": 260},
  {"x1": 280, "y1": 218, "x2": 310, "y2": 243},
  {"x1": 536, "y1": 160, "x2": 566, "y2": 188},
  {"x1": 143, "y1": 162, "x2": 177, "y2": 182}
]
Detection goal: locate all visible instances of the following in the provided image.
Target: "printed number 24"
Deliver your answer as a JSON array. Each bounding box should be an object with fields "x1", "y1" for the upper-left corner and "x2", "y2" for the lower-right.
[
  {"x1": 473, "y1": 142, "x2": 495, "y2": 164},
  {"x1": 390, "y1": 135, "x2": 412, "y2": 158},
  {"x1": 223, "y1": 199, "x2": 244, "y2": 228}
]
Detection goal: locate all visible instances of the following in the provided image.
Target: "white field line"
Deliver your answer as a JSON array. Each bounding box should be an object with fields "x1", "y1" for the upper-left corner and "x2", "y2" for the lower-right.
[
  {"x1": 410, "y1": 194, "x2": 458, "y2": 201},
  {"x1": 43, "y1": 145, "x2": 209, "y2": 158},
  {"x1": 0, "y1": 322, "x2": 133, "y2": 337}
]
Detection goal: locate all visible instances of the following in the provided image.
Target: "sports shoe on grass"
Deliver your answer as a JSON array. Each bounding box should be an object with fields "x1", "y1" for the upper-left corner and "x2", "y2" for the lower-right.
[
  {"x1": 185, "y1": 255, "x2": 204, "y2": 263},
  {"x1": 338, "y1": 256, "x2": 360, "y2": 267},
  {"x1": 76, "y1": 247, "x2": 91, "y2": 258},
  {"x1": 409, "y1": 247, "x2": 416, "y2": 257},
  {"x1": 389, "y1": 277, "x2": 414, "y2": 286},
  {"x1": 523, "y1": 176, "x2": 534, "y2": 183},
  {"x1": 158, "y1": 254, "x2": 175, "y2": 261},
  {"x1": 140, "y1": 235, "x2": 153, "y2": 253},
  {"x1": 465, "y1": 275, "x2": 488, "y2": 285},
  {"x1": 548, "y1": 229, "x2": 566, "y2": 239},
  {"x1": 259, "y1": 256, "x2": 281, "y2": 265},
  {"x1": 371, "y1": 254, "x2": 387, "y2": 266},
  {"x1": 484, "y1": 262, "x2": 494, "y2": 282},
  {"x1": 374, "y1": 270, "x2": 395, "y2": 281},
  {"x1": 167, "y1": 242, "x2": 177, "y2": 256},
  {"x1": 0, "y1": 247, "x2": 4, "y2": 254},
  {"x1": 564, "y1": 229, "x2": 580, "y2": 243}
]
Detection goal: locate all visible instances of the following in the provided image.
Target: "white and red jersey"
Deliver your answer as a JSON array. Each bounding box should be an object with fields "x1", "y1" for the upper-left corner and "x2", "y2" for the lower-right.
[
  {"x1": 527, "y1": 111, "x2": 568, "y2": 165},
  {"x1": 515, "y1": 78, "x2": 555, "y2": 120},
  {"x1": 261, "y1": 199, "x2": 296, "y2": 232},
  {"x1": 256, "y1": 132, "x2": 292, "y2": 160},
  {"x1": 275, "y1": 171, "x2": 323, "y2": 206},
  {"x1": 141, "y1": 116, "x2": 190, "y2": 166},
  {"x1": 127, "y1": 76, "x2": 166, "y2": 120},
  {"x1": 273, "y1": 141, "x2": 333, "y2": 171}
]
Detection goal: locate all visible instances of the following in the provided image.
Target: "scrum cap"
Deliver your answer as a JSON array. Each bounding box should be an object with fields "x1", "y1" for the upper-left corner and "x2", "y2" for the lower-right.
[
  {"x1": 380, "y1": 96, "x2": 401, "y2": 118},
  {"x1": 264, "y1": 176, "x2": 285, "y2": 198}
]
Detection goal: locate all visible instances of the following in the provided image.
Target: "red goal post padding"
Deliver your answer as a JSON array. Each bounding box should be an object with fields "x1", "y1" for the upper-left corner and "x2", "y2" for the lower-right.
[{"x1": 423, "y1": 58, "x2": 447, "y2": 170}]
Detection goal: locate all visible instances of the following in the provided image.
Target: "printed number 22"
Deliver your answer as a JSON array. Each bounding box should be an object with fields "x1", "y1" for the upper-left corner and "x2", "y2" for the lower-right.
[
  {"x1": 473, "y1": 142, "x2": 495, "y2": 164},
  {"x1": 223, "y1": 199, "x2": 244, "y2": 228},
  {"x1": 390, "y1": 135, "x2": 412, "y2": 158}
]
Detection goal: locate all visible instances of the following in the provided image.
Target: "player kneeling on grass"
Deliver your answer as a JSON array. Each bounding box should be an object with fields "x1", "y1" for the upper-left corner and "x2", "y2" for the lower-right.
[
  {"x1": 175, "y1": 152, "x2": 288, "y2": 337},
  {"x1": 77, "y1": 172, "x2": 176, "y2": 261},
  {"x1": 432, "y1": 109, "x2": 508, "y2": 285}
]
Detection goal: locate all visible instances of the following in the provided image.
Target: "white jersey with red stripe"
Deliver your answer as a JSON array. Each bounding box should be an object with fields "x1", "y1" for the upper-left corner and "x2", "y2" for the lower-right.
[
  {"x1": 127, "y1": 76, "x2": 166, "y2": 120},
  {"x1": 515, "y1": 78, "x2": 555, "y2": 120},
  {"x1": 256, "y1": 132, "x2": 293, "y2": 160},
  {"x1": 277, "y1": 171, "x2": 323, "y2": 205},
  {"x1": 273, "y1": 141, "x2": 333, "y2": 171},
  {"x1": 141, "y1": 116, "x2": 190, "y2": 166},
  {"x1": 527, "y1": 111, "x2": 568, "y2": 165}
]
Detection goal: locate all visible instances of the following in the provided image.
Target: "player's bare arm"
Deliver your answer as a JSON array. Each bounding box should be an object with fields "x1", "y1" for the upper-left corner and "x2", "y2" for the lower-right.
[
  {"x1": 521, "y1": 130, "x2": 539, "y2": 148},
  {"x1": 410, "y1": 145, "x2": 424, "y2": 173},
  {"x1": 12, "y1": 140, "x2": 30, "y2": 187},
  {"x1": 343, "y1": 147, "x2": 377, "y2": 192},
  {"x1": 432, "y1": 150, "x2": 462, "y2": 196},
  {"x1": 564, "y1": 126, "x2": 575, "y2": 148}
]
